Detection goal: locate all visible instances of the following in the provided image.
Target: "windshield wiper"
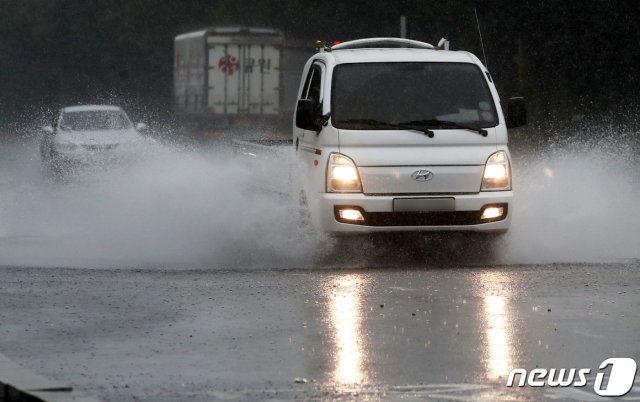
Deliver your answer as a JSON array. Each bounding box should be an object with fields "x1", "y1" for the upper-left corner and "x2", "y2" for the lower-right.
[
  {"x1": 400, "y1": 119, "x2": 489, "y2": 137},
  {"x1": 336, "y1": 118, "x2": 435, "y2": 137}
]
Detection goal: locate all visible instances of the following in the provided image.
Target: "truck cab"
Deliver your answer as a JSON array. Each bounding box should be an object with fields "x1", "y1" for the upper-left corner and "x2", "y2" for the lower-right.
[{"x1": 293, "y1": 38, "x2": 526, "y2": 233}]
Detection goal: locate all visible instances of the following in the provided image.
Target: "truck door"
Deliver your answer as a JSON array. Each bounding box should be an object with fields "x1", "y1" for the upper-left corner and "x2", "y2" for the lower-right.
[
  {"x1": 296, "y1": 62, "x2": 324, "y2": 149},
  {"x1": 295, "y1": 62, "x2": 328, "y2": 195},
  {"x1": 252, "y1": 44, "x2": 280, "y2": 115},
  {"x1": 208, "y1": 44, "x2": 240, "y2": 114}
]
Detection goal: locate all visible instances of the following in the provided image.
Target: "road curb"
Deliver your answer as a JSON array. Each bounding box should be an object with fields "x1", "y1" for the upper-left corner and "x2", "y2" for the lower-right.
[{"x1": 0, "y1": 352, "x2": 102, "y2": 402}]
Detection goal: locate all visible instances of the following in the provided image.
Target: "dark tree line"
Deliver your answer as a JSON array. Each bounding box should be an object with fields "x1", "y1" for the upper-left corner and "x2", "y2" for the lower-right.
[{"x1": 1, "y1": 0, "x2": 639, "y2": 127}]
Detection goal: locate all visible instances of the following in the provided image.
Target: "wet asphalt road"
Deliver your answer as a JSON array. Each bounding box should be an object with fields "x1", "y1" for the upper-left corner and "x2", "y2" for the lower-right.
[
  {"x1": 0, "y1": 262, "x2": 638, "y2": 401},
  {"x1": 0, "y1": 134, "x2": 639, "y2": 401}
]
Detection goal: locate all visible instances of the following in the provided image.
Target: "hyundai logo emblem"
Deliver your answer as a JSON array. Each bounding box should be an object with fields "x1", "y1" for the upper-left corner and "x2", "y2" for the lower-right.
[{"x1": 412, "y1": 170, "x2": 434, "y2": 182}]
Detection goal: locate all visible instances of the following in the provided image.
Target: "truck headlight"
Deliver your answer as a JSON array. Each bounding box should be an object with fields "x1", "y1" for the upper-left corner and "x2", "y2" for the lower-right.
[
  {"x1": 481, "y1": 151, "x2": 511, "y2": 191},
  {"x1": 327, "y1": 153, "x2": 362, "y2": 192}
]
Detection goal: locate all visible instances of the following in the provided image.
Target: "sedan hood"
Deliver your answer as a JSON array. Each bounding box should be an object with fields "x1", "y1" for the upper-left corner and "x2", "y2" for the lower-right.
[{"x1": 55, "y1": 129, "x2": 142, "y2": 146}]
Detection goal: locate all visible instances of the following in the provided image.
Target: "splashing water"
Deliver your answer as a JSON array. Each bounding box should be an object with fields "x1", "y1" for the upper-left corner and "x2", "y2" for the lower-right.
[
  {"x1": 0, "y1": 132, "x2": 320, "y2": 268},
  {"x1": 505, "y1": 136, "x2": 640, "y2": 263},
  {"x1": 0, "y1": 126, "x2": 638, "y2": 268}
]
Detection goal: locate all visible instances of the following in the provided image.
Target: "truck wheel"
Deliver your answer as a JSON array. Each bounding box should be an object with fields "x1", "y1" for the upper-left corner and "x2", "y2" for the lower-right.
[
  {"x1": 296, "y1": 188, "x2": 311, "y2": 227},
  {"x1": 288, "y1": 160, "x2": 312, "y2": 230}
]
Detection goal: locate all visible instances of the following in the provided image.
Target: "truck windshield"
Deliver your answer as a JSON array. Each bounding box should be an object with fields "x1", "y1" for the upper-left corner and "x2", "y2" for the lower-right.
[
  {"x1": 332, "y1": 62, "x2": 498, "y2": 130},
  {"x1": 61, "y1": 111, "x2": 131, "y2": 131}
]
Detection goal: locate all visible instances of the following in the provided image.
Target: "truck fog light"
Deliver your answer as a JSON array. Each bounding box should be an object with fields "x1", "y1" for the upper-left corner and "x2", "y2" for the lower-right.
[
  {"x1": 481, "y1": 206, "x2": 504, "y2": 220},
  {"x1": 338, "y1": 208, "x2": 365, "y2": 222}
]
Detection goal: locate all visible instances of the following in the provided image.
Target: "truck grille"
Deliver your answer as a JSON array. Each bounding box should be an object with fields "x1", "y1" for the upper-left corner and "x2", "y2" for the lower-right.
[{"x1": 358, "y1": 165, "x2": 485, "y2": 194}]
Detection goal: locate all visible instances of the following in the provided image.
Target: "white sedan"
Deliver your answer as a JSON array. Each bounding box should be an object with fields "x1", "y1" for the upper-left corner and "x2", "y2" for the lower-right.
[{"x1": 40, "y1": 105, "x2": 149, "y2": 176}]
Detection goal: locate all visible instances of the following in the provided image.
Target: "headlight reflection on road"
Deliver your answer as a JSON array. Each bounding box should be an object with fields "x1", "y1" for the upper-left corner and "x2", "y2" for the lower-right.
[
  {"x1": 480, "y1": 272, "x2": 515, "y2": 381},
  {"x1": 328, "y1": 275, "x2": 367, "y2": 385}
]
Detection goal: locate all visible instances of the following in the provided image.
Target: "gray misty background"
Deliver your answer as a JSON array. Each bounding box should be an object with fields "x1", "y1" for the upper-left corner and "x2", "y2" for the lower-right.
[{"x1": 1, "y1": 0, "x2": 639, "y2": 131}]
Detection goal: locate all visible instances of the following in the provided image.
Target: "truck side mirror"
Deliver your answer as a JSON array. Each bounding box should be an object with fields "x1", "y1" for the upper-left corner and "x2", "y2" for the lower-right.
[
  {"x1": 295, "y1": 99, "x2": 322, "y2": 132},
  {"x1": 506, "y1": 97, "x2": 527, "y2": 129}
]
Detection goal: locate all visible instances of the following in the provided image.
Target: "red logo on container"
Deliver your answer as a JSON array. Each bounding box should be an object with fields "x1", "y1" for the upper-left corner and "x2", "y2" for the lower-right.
[{"x1": 218, "y1": 55, "x2": 240, "y2": 75}]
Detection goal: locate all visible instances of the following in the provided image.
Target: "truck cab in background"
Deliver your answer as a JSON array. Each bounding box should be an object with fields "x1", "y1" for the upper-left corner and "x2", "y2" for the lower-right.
[{"x1": 293, "y1": 38, "x2": 526, "y2": 234}]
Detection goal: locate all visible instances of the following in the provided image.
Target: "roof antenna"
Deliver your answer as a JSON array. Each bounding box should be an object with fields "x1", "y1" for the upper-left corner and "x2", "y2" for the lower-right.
[{"x1": 474, "y1": 6, "x2": 488, "y2": 68}]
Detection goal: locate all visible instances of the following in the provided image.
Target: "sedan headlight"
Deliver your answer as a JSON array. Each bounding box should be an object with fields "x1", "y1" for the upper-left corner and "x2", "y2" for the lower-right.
[
  {"x1": 327, "y1": 153, "x2": 362, "y2": 192},
  {"x1": 481, "y1": 151, "x2": 511, "y2": 191}
]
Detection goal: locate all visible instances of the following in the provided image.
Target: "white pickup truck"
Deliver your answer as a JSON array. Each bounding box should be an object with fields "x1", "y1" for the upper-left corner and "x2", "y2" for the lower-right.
[{"x1": 292, "y1": 38, "x2": 526, "y2": 234}]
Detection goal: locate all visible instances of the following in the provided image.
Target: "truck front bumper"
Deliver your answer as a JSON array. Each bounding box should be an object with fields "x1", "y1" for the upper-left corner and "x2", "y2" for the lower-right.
[{"x1": 312, "y1": 191, "x2": 513, "y2": 233}]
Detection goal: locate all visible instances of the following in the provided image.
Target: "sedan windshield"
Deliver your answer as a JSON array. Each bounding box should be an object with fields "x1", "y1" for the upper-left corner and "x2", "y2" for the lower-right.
[
  {"x1": 332, "y1": 62, "x2": 498, "y2": 130},
  {"x1": 61, "y1": 111, "x2": 131, "y2": 131}
]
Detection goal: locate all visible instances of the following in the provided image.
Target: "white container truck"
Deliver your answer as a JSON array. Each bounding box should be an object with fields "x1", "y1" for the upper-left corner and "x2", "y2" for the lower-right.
[{"x1": 174, "y1": 27, "x2": 312, "y2": 136}]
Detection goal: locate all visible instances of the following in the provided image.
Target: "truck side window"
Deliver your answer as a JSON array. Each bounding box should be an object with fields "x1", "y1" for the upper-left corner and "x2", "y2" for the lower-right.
[
  {"x1": 301, "y1": 64, "x2": 322, "y2": 103},
  {"x1": 301, "y1": 68, "x2": 314, "y2": 99},
  {"x1": 307, "y1": 66, "x2": 322, "y2": 103}
]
